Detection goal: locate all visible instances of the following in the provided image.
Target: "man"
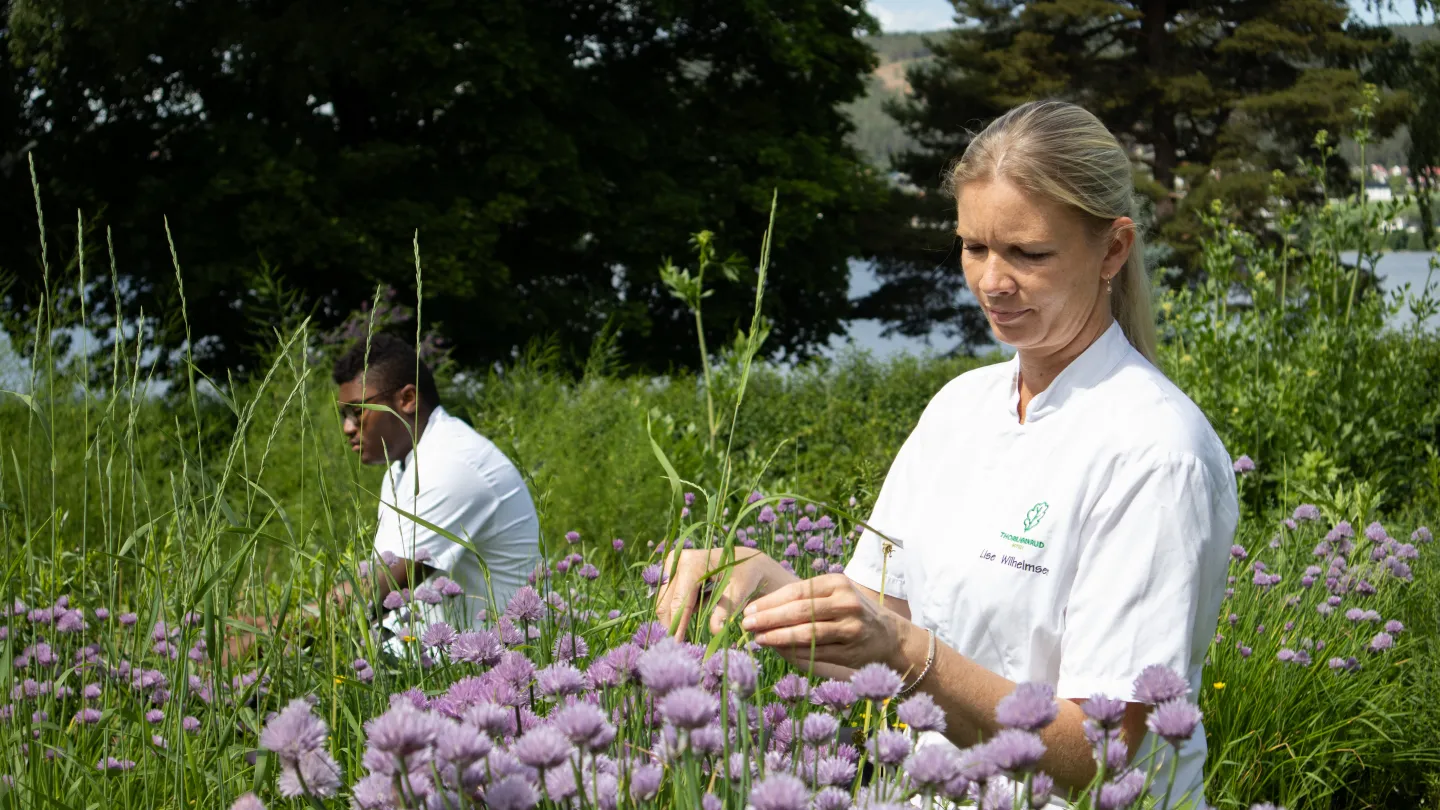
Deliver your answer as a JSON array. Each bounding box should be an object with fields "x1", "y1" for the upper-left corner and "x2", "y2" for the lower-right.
[{"x1": 333, "y1": 333, "x2": 540, "y2": 635}]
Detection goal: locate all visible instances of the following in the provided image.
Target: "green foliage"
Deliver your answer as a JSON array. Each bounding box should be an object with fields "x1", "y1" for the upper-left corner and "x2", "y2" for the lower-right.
[
  {"x1": 865, "y1": 0, "x2": 1412, "y2": 337},
  {"x1": 1202, "y1": 510, "x2": 1437, "y2": 809},
  {"x1": 1, "y1": 0, "x2": 886, "y2": 377},
  {"x1": 1157, "y1": 146, "x2": 1440, "y2": 513}
]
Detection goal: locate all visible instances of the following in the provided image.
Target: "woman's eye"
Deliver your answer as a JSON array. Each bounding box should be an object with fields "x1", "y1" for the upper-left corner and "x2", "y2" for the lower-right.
[
  {"x1": 1018, "y1": 249, "x2": 1050, "y2": 260},
  {"x1": 962, "y1": 244, "x2": 986, "y2": 255}
]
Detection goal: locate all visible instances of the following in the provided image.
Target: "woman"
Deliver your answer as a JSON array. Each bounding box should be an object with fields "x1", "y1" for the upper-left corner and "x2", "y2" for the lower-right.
[{"x1": 657, "y1": 101, "x2": 1237, "y2": 805}]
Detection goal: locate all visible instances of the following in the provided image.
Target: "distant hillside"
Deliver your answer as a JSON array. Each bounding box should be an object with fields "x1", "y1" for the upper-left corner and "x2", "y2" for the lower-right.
[
  {"x1": 845, "y1": 24, "x2": 1435, "y2": 171},
  {"x1": 843, "y1": 31, "x2": 937, "y2": 169}
]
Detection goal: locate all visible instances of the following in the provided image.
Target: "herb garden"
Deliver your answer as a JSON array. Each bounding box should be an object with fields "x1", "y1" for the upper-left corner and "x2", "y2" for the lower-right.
[{"x1": 2, "y1": 133, "x2": 1440, "y2": 810}]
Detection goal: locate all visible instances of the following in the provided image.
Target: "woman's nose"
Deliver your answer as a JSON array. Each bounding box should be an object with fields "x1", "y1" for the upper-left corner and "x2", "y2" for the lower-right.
[{"x1": 978, "y1": 256, "x2": 1017, "y2": 297}]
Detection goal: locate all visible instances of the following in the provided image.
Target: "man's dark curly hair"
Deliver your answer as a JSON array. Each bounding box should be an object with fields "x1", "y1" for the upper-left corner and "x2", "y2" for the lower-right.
[{"x1": 331, "y1": 333, "x2": 442, "y2": 408}]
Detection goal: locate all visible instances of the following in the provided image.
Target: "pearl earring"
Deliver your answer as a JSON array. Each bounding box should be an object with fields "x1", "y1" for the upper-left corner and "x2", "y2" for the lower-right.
[{"x1": 1106, "y1": 278, "x2": 1113, "y2": 294}]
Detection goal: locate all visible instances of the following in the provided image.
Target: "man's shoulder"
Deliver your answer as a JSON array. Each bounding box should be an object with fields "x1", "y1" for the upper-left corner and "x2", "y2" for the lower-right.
[{"x1": 423, "y1": 409, "x2": 523, "y2": 487}]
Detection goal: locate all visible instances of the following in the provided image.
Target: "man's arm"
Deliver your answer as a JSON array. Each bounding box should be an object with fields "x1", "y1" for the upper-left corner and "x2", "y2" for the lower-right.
[{"x1": 321, "y1": 556, "x2": 433, "y2": 619}]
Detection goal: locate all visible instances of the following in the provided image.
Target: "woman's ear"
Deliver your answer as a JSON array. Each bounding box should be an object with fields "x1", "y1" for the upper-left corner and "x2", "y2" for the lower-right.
[{"x1": 1104, "y1": 217, "x2": 1136, "y2": 275}]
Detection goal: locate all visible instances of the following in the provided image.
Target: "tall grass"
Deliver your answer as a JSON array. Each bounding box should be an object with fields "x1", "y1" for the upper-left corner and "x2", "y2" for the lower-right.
[{"x1": 0, "y1": 123, "x2": 1439, "y2": 808}]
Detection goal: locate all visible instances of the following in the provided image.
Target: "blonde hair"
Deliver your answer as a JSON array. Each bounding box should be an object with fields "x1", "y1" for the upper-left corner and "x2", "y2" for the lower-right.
[{"x1": 947, "y1": 100, "x2": 1159, "y2": 365}]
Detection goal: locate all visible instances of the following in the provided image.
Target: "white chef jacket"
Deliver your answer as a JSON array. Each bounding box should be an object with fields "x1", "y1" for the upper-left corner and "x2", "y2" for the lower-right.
[
  {"x1": 846, "y1": 320, "x2": 1237, "y2": 807},
  {"x1": 375, "y1": 406, "x2": 540, "y2": 635}
]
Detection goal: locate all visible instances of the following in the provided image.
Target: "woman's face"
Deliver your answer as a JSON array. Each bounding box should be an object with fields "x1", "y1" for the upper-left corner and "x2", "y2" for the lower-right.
[{"x1": 955, "y1": 177, "x2": 1133, "y2": 356}]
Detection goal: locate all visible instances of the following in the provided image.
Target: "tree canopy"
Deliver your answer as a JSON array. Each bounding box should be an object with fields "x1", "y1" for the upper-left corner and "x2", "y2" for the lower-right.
[
  {"x1": 2, "y1": 0, "x2": 887, "y2": 375},
  {"x1": 860, "y1": 0, "x2": 1412, "y2": 341}
]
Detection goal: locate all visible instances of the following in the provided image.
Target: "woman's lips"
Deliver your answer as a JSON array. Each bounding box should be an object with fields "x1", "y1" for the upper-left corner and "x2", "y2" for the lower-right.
[{"x1": 989, "y1": 308, "x2": 1029, "y2": 325}]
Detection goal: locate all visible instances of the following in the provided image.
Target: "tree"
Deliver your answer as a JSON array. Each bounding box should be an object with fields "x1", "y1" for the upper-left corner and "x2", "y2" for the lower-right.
[
  {"x1": 861, "y1": 0, "x2": 1409, "y2": 341},
  {"x1": 2, "y1": 0, "x2": 885, "y2": 376}
]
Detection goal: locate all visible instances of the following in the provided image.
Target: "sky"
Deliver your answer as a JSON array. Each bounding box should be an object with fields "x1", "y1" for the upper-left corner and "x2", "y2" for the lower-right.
[{"x1": 866, "y1": 0, "x2": 1433, "y2": 32}]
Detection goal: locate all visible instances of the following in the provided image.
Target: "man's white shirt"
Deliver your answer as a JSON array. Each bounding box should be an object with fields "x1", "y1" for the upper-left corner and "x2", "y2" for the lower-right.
[
  {"x1": 374, "y1": 406, "x2": 540, "y2": 635},
  {"x1": 846, "y1": 320, "x2": 1238, "y2": 808}
]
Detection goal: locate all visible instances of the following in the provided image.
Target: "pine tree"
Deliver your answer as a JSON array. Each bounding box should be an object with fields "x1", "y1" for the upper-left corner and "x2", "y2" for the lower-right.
[{"x1": 863, "y1": 0, "x2": 1408, "y2": 339}]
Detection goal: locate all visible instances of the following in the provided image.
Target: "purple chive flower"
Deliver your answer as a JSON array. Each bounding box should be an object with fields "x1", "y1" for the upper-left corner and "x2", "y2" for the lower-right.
[
  {"x1": 773, "y1": 673, "x2": 809, "y2": 703},
  {"x1": 366, "y1": 703, "x2": 440, "y2": 762},
  {"x1": 629, "y1": 764, "x2": 664, "y2": 801},
  {"x1": 801, "y1": 712, "x2": 841, "y2": 745},
  {"x1": 1083, "y1": 695, "x2": 1127, "y2": 730},
  {"x1": 1364, "y1": 522, "x2": 1387, "y2": 542},
  {"x1": 1146, "y1": 699, "x2": 1202, "y2": 745},
  {"x1": 258, "y1": 698, "x2": 327, "y2": 765},
  {"x1": 74, "y1": 708, "x2": 102, "y2": 724},
  {"x1": 536, "y1": 664, "x2": 587, "y2": 698},
  {"x1": 487, "y1": 774, "x2": 540, "y2": 810},
  {"x1": 866, "y1": 729, "x2": 913, "y2": 766},
  {"x1": 1369, "y1": 632, "x2": 1394, "y2": 652},
  {"x1": 629, "y1": 621, "x2": 668, "y2": 649},
  {"x1": 811, "y1": 680, "x2": 856, "y2": 711},
  {"x1": 638, "y1": 640, "x2": 702, "y2": 696},
  {"x1": 986, "y1": 728, "x2": 1046, "y2": 773},
  {"x1": 1413, "y1": 527, "x2": 1432, "y2": 543},
  {"x1": 904, "y1": 745, "x2": 961, "y2": 789},
  {"x1": 995, "y1": 682, "x2": 1057, "y2": 731},
  {"x1": 97, "y1": 757, "x2": 136, "y2": 771},
  {"x1": 851, "y1": 663, "x2": 904, "y2": 702},
  {"x1": 749, "y1": 772, "x2": 809, "y2": 810},
  {"x1": 145, "y1": 709, "x2": 164, "y2": 724},
  {"x1": 811, "y1": 756, "x2": 854, "y2": 788},
  {"x1": 661, "y1": 686, "x2": 719, "y2": 730},
  {"x1": 278, "y1": 750, "x2": 342, "y2": 798},
  {"x1": 813, "y1": 787, "x2": 851, "y2": 810},
  {"x1": 230, "y1": 794, "x2": 266, "y2": 810},
  {"x1": 1293, "y1": 504, "x2": 1321, "y2": 522},
  {"x1": 1385, "y1": 620, "x2": 1404, "y2": 634},
  {"x1": 552, "y1": 634, "x2": 590, "y2": 662},
  {"x1": 450, "y1": 630, "x2": 504, "y2": 666},
  {"x1": 82, "y1": 683, "x2": 102, "y2": 700},
  {"x1": 56, "y1": 610, "x2": 86, "y2": 633},
  {"x1": 1232, "y1": 455, "x2": 1255, "y2": 474},
  {"x1": 505, "y1": 587, "x2": 545, "y2": 622},
  {"x1": 183, "y1": 716, "x2": 200, "y2": 732},
  {"x1": 413, "y1": 586, "x2": 442, "y2": 605},
  {"x1": 640, "y1": 564, "x2": 667, "y2": 589},
  {"x1": 1132, "y1": 665, "x2": 1189, "y2": 704},
  {"x1": 513, "y1": 725, "x2": 573, "y2": 770},
  {"x1": 435, "y1": 718, "x2": 493, "y2": 764},
  {"x1": 421, "y1": 622, "x2": 458, "y2": 650},
  {"x1": 381, "y1": 591, "x2": 405, "y2": 610},
  {"x1": 565, "y1": 530, "x2": 581, "y2": 544},
  {"x1": 893, "y1": 694, "x2": 946, "y2": 736},
  {"x1": 1097, "y1": 769, "x2": 1146, "y2": 810},
  {"x1": 1230, "y1": 544, "x2": 1248, "y2": 560},
  {"x1": 551, "y1": 702, "x2": 613, "y2": 750}
]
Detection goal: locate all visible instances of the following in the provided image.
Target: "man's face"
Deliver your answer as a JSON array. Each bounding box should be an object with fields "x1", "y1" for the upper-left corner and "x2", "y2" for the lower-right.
[{"x1": 336, "y1": 376, "x2": 418, "y2": 465}]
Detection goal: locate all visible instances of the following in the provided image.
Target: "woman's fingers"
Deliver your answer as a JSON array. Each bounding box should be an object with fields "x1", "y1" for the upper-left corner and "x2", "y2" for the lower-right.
[
  {"x1": 772, "y1": 643, "x2": 851, "y2": 673},
  {"x1": 709, "y1": 575, "x2": 766, "y2": 635},
  {"x1": 743, "y1": 573, "x2": 845, "y2": 616},
  {"x1": 753, "y1": 617, "x2": 860, "y2": 648}
]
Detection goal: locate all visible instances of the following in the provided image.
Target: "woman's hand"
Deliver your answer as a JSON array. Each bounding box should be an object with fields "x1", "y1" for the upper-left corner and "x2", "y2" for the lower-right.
[
  {"x1": 741, "y1": 573, "x2": 919, "y2": 674},
  {"x1": 655, "y1": 547, "x2": 798, "y2": 639}
]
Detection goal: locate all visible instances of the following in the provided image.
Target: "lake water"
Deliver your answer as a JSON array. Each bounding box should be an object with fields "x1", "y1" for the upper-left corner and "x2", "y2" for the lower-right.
[{"x1": 833, "y1": 252, "x2": 1440, "y2": 359}]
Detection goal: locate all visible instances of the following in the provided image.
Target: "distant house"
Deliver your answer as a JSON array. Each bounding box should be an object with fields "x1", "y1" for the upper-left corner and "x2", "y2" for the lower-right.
[{"x1": 1365, "y1": 183, "x2": 1394, "y2": 203}]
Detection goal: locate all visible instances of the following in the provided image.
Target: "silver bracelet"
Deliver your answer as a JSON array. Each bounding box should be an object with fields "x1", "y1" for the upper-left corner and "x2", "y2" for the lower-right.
[{"x1": 899, "y1": 628, "x2": 937, "y2": 696}]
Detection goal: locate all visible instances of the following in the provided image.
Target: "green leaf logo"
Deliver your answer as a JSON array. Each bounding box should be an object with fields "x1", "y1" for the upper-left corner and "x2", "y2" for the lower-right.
[{"x1": 1023, "y1": 502, "x2": 1049, "y2": 532}]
